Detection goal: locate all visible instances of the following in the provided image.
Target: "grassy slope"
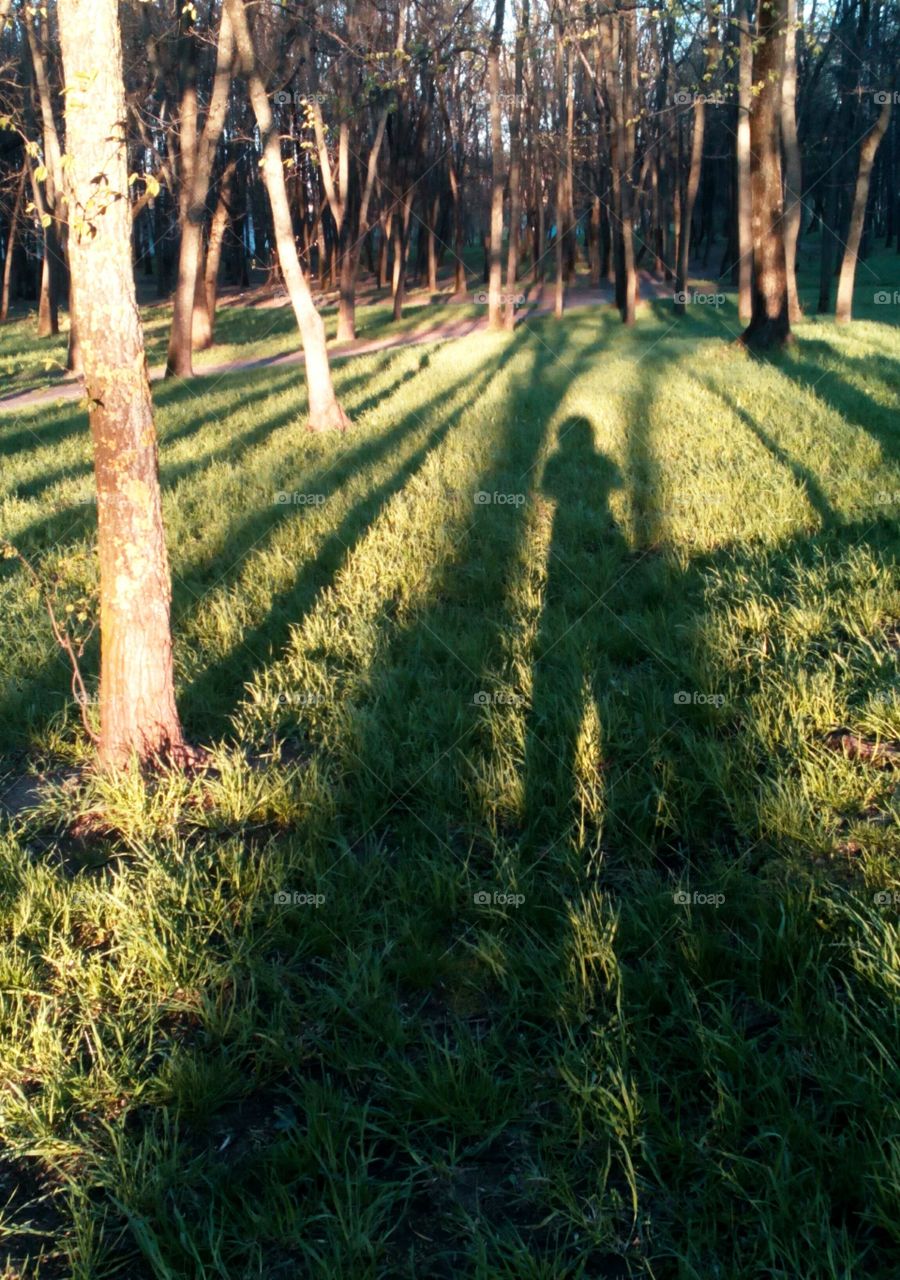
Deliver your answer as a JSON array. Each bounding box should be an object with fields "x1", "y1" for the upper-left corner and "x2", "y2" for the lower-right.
[{"x1": 0, "y1": 263, "x2": 899, "y2": 1277}]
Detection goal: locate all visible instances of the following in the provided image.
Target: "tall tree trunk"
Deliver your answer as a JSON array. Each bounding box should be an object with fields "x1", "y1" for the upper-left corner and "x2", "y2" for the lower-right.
[
  {"x1": 553, "y1": 22, "x2": 567, "y2": 317},
  {"x1": 619, "y1": 8, "x2": 638, "y2": 323},
  {"x1": 674, "y1": 0, "x2": 719, "y2": 316},
  {"x1": 335, "y1": 109, "x2": 387, "y2": 339},
  {"x1": 166, "y1": 4, "x2": 233, "y2": 377},
  {"x1": 781, "y1": 0, "x2": 802, "y2": 322},
  {"x1": 739, "y1": 0, "x2": 791, "y2": 348},
  {"x1": 736, "y1": 0, "x2": 753, "y2": 322},
  {"x1": 203, "y1": 158, "x2": 236, "y2": 342},
  {"x1": 58, "y1": 0, "x2": 186, "y2": 769},
  {"x1": 487, "y1": 0, "x2": 506, "y2": 329},
  {"x1": 835, "y1": 98, "x2": 892, "y2": 323},
  {"x1": 227, "y1": 0, "x2": 348, "y2": 430},
  {"x1": 1, "y1": 166, "x2": 25, "y2": 322}
]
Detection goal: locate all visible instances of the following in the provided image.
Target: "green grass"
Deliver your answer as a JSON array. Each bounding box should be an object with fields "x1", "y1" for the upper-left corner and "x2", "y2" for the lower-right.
[{"x1": 0, "y1": 277, "x2": 899, "y2": 1277}]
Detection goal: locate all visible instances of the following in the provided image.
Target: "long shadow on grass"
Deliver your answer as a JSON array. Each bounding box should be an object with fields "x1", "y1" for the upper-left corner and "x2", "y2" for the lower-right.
[
  {"x1": 181, "y1": 340, "x2": 528, "y2": 738},
  {"x1": 6, "y1": 346, "x2": 425, "y2": 511},
  {"x1": 773, "y1": 338, "x2": 900, "y2": 465},
  {"x1": 313, "y1": 330, "x2": 900, "y2": 1273}
]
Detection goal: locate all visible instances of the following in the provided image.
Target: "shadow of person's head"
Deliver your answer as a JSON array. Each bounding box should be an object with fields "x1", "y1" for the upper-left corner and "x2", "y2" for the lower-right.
[{"x1": 542, "y1": 417, "x2": 623, "y2": 506}]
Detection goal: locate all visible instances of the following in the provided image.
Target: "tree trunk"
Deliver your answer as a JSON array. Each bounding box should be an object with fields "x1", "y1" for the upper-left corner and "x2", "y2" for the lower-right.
[
  {"x1": 203, "y1": 158, "x2": 236, "y2": 341},
  {"x1": 166, "y1": 4, "x2": 233, "y2": 377},
  {"x1": 227, "y1": 0, "x2": 348, "y2": 430},
  {"x1": 835, "y1": 98, "x2": 892, "y2": 323},
  {"x1": 781, "y1": 0, "x2": 802, "y2": 323},
  {"x1": 37, "y1": 249, "x2": 59, "y2": 336},
  {"x1": 58, "y1": 0, "x2": 186, "y2": 769},
  {"x1": 0, "y1": 166, "x2": 25, "y2": 322},
  {"x1": 487, "y1": 0, "x2": 506, "y2": 329},
  {"x1": 553, "y1": 25, "x2": 566, "y2": 318},
  {"x1": 736, "y1": 0, "x2": 753, "y2": 322},
  {"x1": 739, "y1": 0, "x2": 791, "y2": 349}
]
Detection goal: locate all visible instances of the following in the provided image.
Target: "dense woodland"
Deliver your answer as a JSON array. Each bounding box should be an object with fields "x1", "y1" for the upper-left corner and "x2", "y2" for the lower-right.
[{"x1": 1, "y1": 0, "x2": 899, "y2": 365}]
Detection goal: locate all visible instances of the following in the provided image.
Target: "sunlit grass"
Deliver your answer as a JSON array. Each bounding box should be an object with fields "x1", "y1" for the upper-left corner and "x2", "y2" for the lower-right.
[{"x1": 0, "y1": 286, "x2": 899, "y2": 1276}]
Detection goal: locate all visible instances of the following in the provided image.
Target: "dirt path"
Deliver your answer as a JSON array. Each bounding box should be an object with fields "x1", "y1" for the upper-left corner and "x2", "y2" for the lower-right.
[{"x1": 0, "y1": 276, "x2": 674, "y2": 416}]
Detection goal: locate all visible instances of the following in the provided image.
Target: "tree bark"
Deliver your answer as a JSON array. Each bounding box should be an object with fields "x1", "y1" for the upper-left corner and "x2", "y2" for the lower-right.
[
  {"x1": 739, "y1": 0, "x2": 792, "y2": 349},
  {"x1": 227, "y1": 0, "x2": 348, "y2": 430},
  {"x1": 1, "y1": 167, "x2": 25, "y2": 322},
  {"x1": 203, "y1": 157, "x2": 237, "y2": 342},
  {"x1": 736, "y1": 0, "x2": 753, "y2": 321},
  {"x1": 835, "y1": 97, "x2": 892, "y2": 323},
  {"x1": 781, "y1": 0, "x2": 802, "y2": 322},
  {"x1": 487, "y1": 0, "x2": 506, "y2": 329},
  {"x1": 165, "y1": 3, "x2": 233, "y2": 376},
  {"x1": 674, "y1": 0, "x2": 719, "y2": 316},
  {"x1": 58, "y1": 0, "x2": 187, "y2": 769}
]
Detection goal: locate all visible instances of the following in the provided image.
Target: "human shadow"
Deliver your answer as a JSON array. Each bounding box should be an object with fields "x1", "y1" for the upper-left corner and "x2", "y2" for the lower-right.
[{"x1": 523, "y1": 421, "x2": 629, "y2": 848}]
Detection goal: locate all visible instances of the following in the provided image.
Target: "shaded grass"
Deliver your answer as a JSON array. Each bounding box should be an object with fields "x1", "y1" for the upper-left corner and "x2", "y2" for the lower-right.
[{"x1": 0, "y1": 300, "x2": 898, "y2": 1278}]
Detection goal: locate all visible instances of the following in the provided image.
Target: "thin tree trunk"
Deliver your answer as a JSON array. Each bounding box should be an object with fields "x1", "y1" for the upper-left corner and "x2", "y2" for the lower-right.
[
  {"x1": 835, "y1": 97, "x2": 892, "y2": 323},
  {"x1": 736, "y1": 0, "x2": 753, "y2": 322},
  {"x1": 227, "y1": 0, "x2": 348, "y2": 430},
  {"x1": 487, "y1": 0, "x2": 506, "y2": 328},
  {"x1": 554, "y1": 24, "x2": 566, "y2": 317},
  {"x1": 504, "y1": 0, "x2": 528, "y2": 328},
  {"x1": 58, "y1": 0, "x2": 187, "y2": 769},
  {"x1": 203, "y1": 158, "x2": 236, "y2": 341},
  {"x1": 336, "y1": 108, "x2": 387, "y2": 339},
  {"x1": 166, "y1": 4, "x2": 233, "y2": 376},
  {"x1": 781, "y1": 0, "x2": 802, "y2": 322},
  {"x1": 0, "y1": 166, "x2": 25, "y2": 322},
  {"x1": 675, "y1": 0, "x2": 719, "y2": 316}
]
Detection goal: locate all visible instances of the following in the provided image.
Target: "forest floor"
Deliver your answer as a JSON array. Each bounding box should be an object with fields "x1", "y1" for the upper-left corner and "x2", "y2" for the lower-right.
[
  {"x1": 0, "y1": 251, "x2": 899, "y2": 1277},
  {"x1": 0, "y1": 268, "x2": 671, "y2": 413}
]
